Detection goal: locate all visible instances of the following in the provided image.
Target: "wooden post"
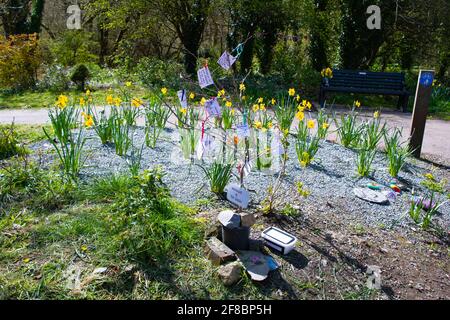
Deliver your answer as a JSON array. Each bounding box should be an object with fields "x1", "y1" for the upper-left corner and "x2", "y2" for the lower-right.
[{"x1": 409, "y1": 70, "x2": 434, "y2": 158}]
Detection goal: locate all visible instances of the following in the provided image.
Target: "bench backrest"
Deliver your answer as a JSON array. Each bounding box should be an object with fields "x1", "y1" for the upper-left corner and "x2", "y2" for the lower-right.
[{"x1": 326, "y1": 70, "x2": 406, "y2": 91}]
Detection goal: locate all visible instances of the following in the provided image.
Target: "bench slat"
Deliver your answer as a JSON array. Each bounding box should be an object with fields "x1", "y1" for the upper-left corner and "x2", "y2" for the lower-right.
[{"x1": 320, "y1": 69, "x2": 410, "y2": 112}]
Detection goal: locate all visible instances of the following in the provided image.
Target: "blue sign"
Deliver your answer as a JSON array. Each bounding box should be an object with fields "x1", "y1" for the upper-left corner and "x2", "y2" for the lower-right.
[{"x1": 419, "y1": 72, "x2": 434, "y2": 88}]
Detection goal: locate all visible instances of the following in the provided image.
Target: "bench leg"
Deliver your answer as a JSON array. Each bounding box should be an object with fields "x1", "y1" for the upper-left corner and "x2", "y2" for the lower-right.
[
  {"x1": 319, "y1": 89, "x2": 325, "y2": 108},
  {"x1": 397, "y1": 96, "x2": 403, "y2": 111},
  {"x1": 402, "y1": 95, "x2": 409, "y2": 113}
]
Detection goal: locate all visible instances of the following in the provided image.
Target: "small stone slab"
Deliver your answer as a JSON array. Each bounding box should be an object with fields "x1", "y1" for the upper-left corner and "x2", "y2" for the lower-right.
[
  {"x1": 353, "y1": 188, "x2": 388, "y2": 204},
  {"x1": 205, "y1": 237, "x2": 236, "y2": 266},
  {"x1": 205, "y1": 220, "x2": 222, "y2": 240},
  {"x1": 218, "y1": 261, "x2": 242, "y2": 286},
  {"x1": 240, "y1": 212, "x2": 256, "y2": 228}
]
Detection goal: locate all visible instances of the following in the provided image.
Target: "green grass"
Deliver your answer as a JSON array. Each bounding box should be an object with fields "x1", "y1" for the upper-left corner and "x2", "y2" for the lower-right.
[
  {"x1": 0, "y1": 160, "x2": 267, "y2": 299},
  {"x1": 0, "y1": 87, "x2": 149, "y2": 110},
  {"x1": 0, "y1": 124, "x2": 52, "y2": 144}
]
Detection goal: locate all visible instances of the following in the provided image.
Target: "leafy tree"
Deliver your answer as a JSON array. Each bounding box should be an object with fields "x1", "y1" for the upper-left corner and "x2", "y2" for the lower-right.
[{"x1": 0, "y1": 0, "x2": 45, "y2": 36}]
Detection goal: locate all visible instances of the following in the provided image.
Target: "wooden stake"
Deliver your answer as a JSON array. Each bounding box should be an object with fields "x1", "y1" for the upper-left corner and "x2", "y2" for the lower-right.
[{"x1": 409, "y1": 70, "x2": 434, "y2": 158}]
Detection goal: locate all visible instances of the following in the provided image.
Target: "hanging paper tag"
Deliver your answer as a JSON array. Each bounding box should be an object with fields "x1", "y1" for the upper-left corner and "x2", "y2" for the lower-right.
[
  {"x1": 271, "y1": 132, "x2": 284, "y2": 157},
  {"x1": 226, "y1": 183, "x2": 250, "y2": 209},
  {"x1": 177, "y1": 89, "x2": 188, "y2": 108},
  {"x1": 205, "y1": 97, "x2": 221, "y2": 117},
  {"x1": 197, "y1": 66, "x2": 214, "y2": 89},
  {"x1": 218, "y1": 51, "x2": 237, "y2": 71},
  {"x1": 236, "y1": 124, "x2": 250, "y2": 138}
]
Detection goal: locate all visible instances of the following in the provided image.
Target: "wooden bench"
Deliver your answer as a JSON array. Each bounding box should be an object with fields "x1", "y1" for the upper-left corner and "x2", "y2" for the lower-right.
[{"x1": 319, "y1": 70, "x2": 410, "y2": 112}]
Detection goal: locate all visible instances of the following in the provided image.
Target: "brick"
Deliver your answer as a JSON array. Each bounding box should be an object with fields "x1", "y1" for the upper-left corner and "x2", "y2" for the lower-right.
[{"x1": 205, "y1": 237, "x2": 236, "y2": 266}]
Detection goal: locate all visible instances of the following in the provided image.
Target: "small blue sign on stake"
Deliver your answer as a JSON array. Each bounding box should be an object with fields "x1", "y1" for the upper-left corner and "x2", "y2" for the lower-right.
[{"x1": 419, "y1": 71, "x2": 434, "y2": 88}]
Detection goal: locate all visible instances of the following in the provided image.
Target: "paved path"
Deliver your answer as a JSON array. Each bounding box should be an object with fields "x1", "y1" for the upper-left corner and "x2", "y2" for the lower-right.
[{"x1": 1, "y1": 107, "x2": 449, "y2": 165}]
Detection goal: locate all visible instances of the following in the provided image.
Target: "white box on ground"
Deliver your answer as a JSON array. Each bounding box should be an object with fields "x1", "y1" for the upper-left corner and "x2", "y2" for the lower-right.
[{"x1": 261, "y1": 227, "x2": 297, "y2": 255}]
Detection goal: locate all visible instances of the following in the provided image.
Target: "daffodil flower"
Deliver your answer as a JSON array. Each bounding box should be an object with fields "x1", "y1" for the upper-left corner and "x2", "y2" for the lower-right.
[
  {"x1": 288, "y1": 88, "x2": 296, "y2": 96},
  {"x1": 296, "y1": 111, "x2": 305, "y2": 121}
]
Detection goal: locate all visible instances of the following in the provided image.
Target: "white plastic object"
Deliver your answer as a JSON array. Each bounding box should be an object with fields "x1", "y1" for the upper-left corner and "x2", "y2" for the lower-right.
[{"x1": 261, "y1": 227, "x2": 297, "y2": 255}]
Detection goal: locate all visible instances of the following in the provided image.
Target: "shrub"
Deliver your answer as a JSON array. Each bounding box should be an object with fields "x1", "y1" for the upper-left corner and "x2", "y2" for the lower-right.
[
  {"x1": 47, "y1": 30, "x2": 98, "y2": 67},
  {"x1": 70, "y1": 64, "x2": 90, "y2": 91},
  {"x1": 136, "y1": 57, "x2": 184, "y2": 88},
  {"x1": 38, "y1": 64, "x2": 70, "y2": 92},
  {"x1": 0, "y1": 33, "x2": 43, "y2": 90}
]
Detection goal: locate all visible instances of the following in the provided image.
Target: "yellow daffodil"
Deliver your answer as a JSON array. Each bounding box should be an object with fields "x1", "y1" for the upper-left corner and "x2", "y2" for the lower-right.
[
  {"x1": 79, "y1": 97, "x2": 86, "y2": 106},
  {"x1": 355, "y1": 100, "x2": 361, "y2": 108},
  {"x1": 106, "y1": 95, "x2": 114, "y2": 105},
  {"x1": 23, "y1": 258, "x2": 30, "y2": 263},
  {"x1": 86, "y1": 89, "x2": 91, "y2": 96},
  {"x1": 283, "y1": 128, "x2": 289, "y2": 136},
  {"x1": 271, "y1": 98, "x2": 276, "y2": 105},
  {"x1": 307, "y1": 119, "x2": 315, "y2": 129},
  {"x1": 254, "y1": 121, "x2": 263, "y2": 130},
  {"x1": 239, "y1": 83, "x2": 246, "y2": 91},
  {"x1": 81, "y1": 245, "x2": 88, "y2": 252},
  {"x1": 161, "y1": 87, "x2": 168, "y2": 95},
  {"x1": 85, "y1": 116, "x2": 94, "y2": 128},
  {"x1": 114, "y1": 97, "x2": 122, "y2": 107},
  {"x1": 296, "y1": 94, "x2": 301, "y2": 102},
  {"x1": 257, "y1": 97, "x2": 264, "y2": 104},
  {"x1": 180, "y1": 108, "x2": 187, "y2": 115},
  {"x1": 131, "y1": 98, "x2": 143, "y2": 107},
  {"x1": 218, "y1": 89, "x2": 225, "y2": 98},
  {"x1": 307, "y1": 101, "x2": 312, "y2": 110},
  {"x1": 225, "y1": 101, "x2": 232, "y2": 108},
  {"x1": 288, "y1": 88, "x2": 296, "y2": 96},
  {"x1": 230, "y1": 108, "x2": 236, "y2": 116},
  {"x1": 259, "y1": 104, "x2": 266, "y2": 111},
  {"x1": 189, "y1": 92, "x2": 195, "y2": 100},
  {"x1": 268, "y1": 122, "x2": 273, "y2": 129},
  {"x1": 252, "y1": 104, "x2": 260, "y2": 113},
  {"x1": 300, "y1": 160, "x2": 307, "y2": 167},
  {"x1": 296, "y1": 111, "x2": 305, "y2": 121},
  {"x1": 321, "y1": 68, "x2": 333, "y2": 78},
  {"x1": 56, "y1": 94, "x2": 69, "y2": 109},
  {"x1": 125, "y1": 81, "x2": 132, "y2": 87},
  {"x1": 200, "y1": 97, "x2": 207, "y2": 106},
  {"x1": 322, "y1": 122, "x2": 330, "y2": 130},
  {"x1": 374, "y1": 111, "x2": 380, "y2": 119}
]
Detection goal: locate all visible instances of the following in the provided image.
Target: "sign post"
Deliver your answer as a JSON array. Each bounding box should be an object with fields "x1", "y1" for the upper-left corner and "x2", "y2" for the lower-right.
[{"x1": 409, "y1": 70, "x2": 434, "y2": 158}]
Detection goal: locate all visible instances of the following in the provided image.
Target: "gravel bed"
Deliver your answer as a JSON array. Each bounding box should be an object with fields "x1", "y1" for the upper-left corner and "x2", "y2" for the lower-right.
[{"x1": 31, "y1": 127, "x2": 450, "y2": 231}]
